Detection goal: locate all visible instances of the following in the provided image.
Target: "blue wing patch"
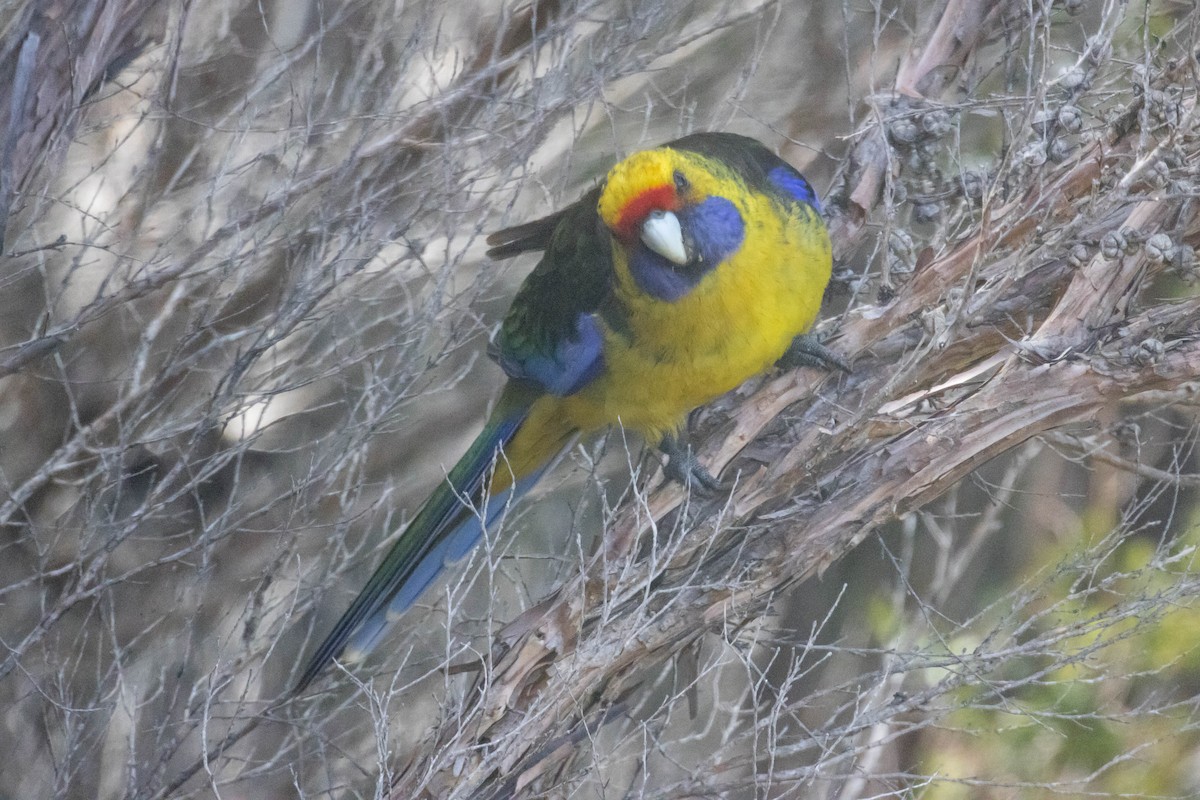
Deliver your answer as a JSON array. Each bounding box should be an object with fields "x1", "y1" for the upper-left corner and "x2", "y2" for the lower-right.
[
  {"x1": 768, "y1": 166, "x2": 820, "y2": 211},
  {"x1": 493, "y1": 312, "x2": 604, "y2": 396}
]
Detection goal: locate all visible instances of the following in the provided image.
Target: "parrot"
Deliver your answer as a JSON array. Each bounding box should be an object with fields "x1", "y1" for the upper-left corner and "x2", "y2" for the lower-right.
[{"x1": 292, "y1": 131, "x2": 844, "y2": 693}]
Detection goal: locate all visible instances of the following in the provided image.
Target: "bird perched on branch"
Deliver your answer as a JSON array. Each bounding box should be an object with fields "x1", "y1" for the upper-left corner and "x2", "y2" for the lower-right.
[{"x1": 294, "y1": 132, "x2": 844, "y2": 693}]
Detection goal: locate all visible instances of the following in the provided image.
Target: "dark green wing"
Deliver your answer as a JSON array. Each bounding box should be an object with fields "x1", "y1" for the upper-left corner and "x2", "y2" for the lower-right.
[
  {"x1": 487, "y1": 186, "x2": 619, "y2": 396},
  {"x1": 485, "y1": 186, "x2": 602, "y2": 260}
]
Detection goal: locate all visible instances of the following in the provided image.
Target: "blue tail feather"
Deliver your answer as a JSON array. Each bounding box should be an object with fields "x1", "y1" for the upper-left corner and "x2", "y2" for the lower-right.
[
  {"x1": 341, "y1": 465, "x2": 551, "y2": 664},
  {"x1": 293, "y1": 405, "x2": 540, "y2": 693}
]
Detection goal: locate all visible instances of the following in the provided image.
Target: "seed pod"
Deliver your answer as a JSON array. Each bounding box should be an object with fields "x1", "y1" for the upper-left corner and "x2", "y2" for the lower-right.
[
  {"x1": 1059, "y1": 66, "x2": 1088, "y2": 91},
  {"x1": 1132, "y1": 338, "x2": 1165, "y2": 365},
  {"x1": 1019, "y1": 142, "x2": 1047, "y2": 167},
  {"x1": 1100, "y1": 230, "x2": 1126, "y2": 259},
  {"x1": 1144, "y1": 233, "x2": 1173, "y2": 264},
  {"x1": 913, "y1": 201, "x2": 941, "y2": 223},
  {"x1": 961, "y1": 170, "x2": 986, "y2": 200},
  {"x1": 921, "y1": 109, "x2": 953, "y2": 138},
  {"x1": 1056, "y1": 104, "x2": 1083, "y2": 133},
  {"x1": 1048, "y1": 138, "x2": 1074, "y2": 163},
  {"x1": 1067, "y1": 243, "x2": 1089, "y2": 268},
  {"x1": 889, "y1": 118, "x2": 920, "y2": 145}
]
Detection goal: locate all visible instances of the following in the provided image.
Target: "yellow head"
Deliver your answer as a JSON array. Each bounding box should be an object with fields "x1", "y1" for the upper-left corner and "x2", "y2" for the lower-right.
[
  {"x1": 596, "y1": 146, "x2": 747, "y2": 302},
  {"x1": 598, "y1": 148, "x2": 730, "y2": 234},
  {"x1": 598, "y1": 150, "x2": 686, "y2": 241}
]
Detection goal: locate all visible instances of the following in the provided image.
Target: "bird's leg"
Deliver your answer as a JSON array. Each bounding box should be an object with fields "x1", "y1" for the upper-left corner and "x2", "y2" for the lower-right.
[
  {"x1": 659, "y1": 432, "x2": 724, "y2": 494},
  {"x1": 776, "y1": 332, "x2": 851, "y2": 373}
]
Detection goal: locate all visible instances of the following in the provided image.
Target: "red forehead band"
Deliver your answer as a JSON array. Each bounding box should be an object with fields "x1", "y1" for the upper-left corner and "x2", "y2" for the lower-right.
[{"x1": 615, "y1": 185, "x2": 676, "y2": 239}]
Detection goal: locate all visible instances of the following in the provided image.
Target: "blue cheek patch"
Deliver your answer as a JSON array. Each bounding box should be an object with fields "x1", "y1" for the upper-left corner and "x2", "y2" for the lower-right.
[
  {"x1": 496, "y1": 313, "x2": 604, "y2": 396},
  {"x1": 685, "y1": 196, "x2": 745, "y2": 267},
  {"x1": 627, "y1": 250, "x2": 695, "y2": 302},
  {"x1": 628, "y1": 196, "x2": 746, "y2": 302},
  {"x1": 768, "y1": 166, "x2": 820, "y2": 211}
]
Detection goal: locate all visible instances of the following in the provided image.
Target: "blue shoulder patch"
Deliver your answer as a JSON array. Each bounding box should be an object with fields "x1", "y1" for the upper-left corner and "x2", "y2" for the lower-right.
[
  {"x1": 768, "y1": 166, "x2": 820, "y2": 211},
  {"x1": 495, "y1": 313, "x2": 604, "y2": 396}
]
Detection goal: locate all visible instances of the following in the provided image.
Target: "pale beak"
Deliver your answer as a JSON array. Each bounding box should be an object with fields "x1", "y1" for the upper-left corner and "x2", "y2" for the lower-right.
[{"x1": 640, "y1": 210, "x2": 689, "y2": 265}]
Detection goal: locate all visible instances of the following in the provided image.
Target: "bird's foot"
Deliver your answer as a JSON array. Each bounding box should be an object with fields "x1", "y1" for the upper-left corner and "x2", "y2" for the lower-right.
[
  {"x1": 777, "y1": 332, "x2": 850, "y2": 373},
  {"x1": 660, "y1": 433, "x2": 725, "y2": 495}
]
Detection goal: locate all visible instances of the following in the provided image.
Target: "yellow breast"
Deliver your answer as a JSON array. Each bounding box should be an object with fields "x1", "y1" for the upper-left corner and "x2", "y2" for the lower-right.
[{"x1": 563, "y1": 195, "x2": 831, "y2": 440}]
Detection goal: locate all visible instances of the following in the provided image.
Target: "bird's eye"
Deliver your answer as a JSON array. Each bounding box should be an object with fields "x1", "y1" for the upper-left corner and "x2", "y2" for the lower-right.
[{"x1": 673, "y1": 170, "x2": 689, "y2": 194}]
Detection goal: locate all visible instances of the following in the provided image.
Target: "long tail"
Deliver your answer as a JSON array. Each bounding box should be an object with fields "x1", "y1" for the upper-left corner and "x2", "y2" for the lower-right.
[{"x1": 293, "y1": 385, "x2": 566, "y2": 693}]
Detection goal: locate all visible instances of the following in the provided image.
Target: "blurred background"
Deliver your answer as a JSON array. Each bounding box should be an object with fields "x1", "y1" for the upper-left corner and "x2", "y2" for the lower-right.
[{"x1": 2, "y1": 0, "x2": 1200, "y2": 797}]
